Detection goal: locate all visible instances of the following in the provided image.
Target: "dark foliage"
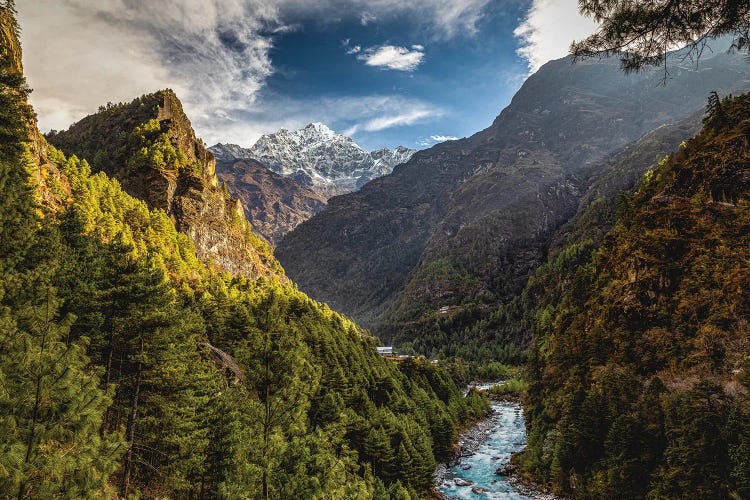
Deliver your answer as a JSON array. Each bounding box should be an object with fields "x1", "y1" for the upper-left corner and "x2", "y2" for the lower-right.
[
  {"x1": 518, "y1": 93, "x2": 750, "y2": 498},
  {"x1": 573, "y1": 0, "x2": 750, "y2": 74}
]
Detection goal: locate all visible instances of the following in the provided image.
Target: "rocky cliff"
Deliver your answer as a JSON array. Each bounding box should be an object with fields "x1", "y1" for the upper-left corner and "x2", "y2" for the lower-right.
[
  {"x1": 277, "y1": 50, "x2": 750, "y2": 351},
  {"x1": 214, "y1": 157, "x2": 327, "y2": 245},
  {"x1": 210, "y1": 124, "x2": 415, "y2": 198},
  {"x1": 47, "y1": 90, "x2": 282, "y2": 279},
  {"x1": 1, "y1": 4, "x2": 70, "y2": 212}
]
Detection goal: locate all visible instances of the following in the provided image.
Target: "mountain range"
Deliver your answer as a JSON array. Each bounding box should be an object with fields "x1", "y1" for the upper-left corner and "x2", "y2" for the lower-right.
[
  {"x1": 276, "y1": 49, "x2": 750, "y2": 358},
  {"x1": 210, "y1": 123, "x2": 415, "y2": 198}
]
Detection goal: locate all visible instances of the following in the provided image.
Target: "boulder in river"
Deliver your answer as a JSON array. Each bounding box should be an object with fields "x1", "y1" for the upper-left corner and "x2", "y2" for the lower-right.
[
  {"x1": 472, "y1": 486, "x2": 489, "y2": 494},
  {"x1": 495, "y1": 463, "x2": 515, "y2": 476},
  {"x1": 454, "y1": 478, "x2": 474, "y2": 487},
  {"x1": 461, "y1": 464, "x2": 472, "y2": 470}
]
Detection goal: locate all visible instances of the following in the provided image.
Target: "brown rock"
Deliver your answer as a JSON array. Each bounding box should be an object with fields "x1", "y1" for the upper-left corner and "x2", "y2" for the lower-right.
[{"x1": 216, "y1": 158, "x2": 327, "y2": 246}]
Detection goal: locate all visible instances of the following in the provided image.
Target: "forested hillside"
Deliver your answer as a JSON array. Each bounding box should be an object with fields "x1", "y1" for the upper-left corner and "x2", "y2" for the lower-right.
[
  {"x1": 47, "y1": 89, "x2": 280, "y2": 278},
  {"x1": 427, "y1": 113, "x2": 705, "y2": 364},
  {"x1": 518, "y1": 93, "x2": 750, "y2": 498},
  {"x1": 0, "y1": 4, "x2": 488, "y2": 498}
]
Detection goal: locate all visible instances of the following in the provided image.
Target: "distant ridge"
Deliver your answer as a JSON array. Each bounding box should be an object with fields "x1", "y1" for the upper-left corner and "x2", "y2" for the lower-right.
[{"x1": 210, "y1": 123, "x2": 415, "y2": 198}]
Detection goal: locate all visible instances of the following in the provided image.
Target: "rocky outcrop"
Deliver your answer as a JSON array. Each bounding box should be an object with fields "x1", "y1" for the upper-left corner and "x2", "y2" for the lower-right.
[
  {"x1": 48, "y1": 90, "x2": 283, "y2": 279},
  {"x1": 210, "y1": 124, "x2": 415, "y2": 198},
  {"x1": 0, "y1": 6, "x2": 22, "y2": 74},
  {"x1": 215, "y1": 157, "x2": 327, "y2": 245},
  {"x1": 1, "y1": 6, "x2": 69, "y2": 212},
  {"x1": 276, "y1": 49, "x2": 750, "y2": 348}
]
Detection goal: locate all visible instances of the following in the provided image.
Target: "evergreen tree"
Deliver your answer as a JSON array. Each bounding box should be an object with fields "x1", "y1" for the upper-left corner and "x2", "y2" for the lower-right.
[
  {"x1": 363, "y1": 426, "x2": 395, "y2": 480},
  {"x1": 571, "y1": 0, "x2": 750, "y2": 74},
  {"x1": 0, "y1": 292, "x2": 123, "y2": 498},
  {"x1": 135, "y1": 312, "x2": 222, "y2": 496},
  {"x1": 240, "y1": 289, "x2": 320, "y2": 499}
]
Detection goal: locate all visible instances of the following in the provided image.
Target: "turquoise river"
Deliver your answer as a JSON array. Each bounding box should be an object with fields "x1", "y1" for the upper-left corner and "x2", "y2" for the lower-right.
[{"x1": 437, "y1": 388, "x2": 536, "y2": 499}]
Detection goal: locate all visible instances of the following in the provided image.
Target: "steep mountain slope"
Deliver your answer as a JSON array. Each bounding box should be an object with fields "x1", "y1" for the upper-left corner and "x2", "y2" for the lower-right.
[
  {"x1": 215, "y1": 157, "x2": 327, "y2": 245},
  {"x1": 210, "y1": 123, "x2": 415, "y2": 198},
  {"x1": 0, "y1": 5, "x2": 488, "y2": 498},
  {"x1": 277, "y1": 51, "x2": 750, "y2": 352},
  {"x1": 47, "y1": 90, "x2": 280, "y2": 278},
  {"x1": 403, "y1": 112, "x2": 706, "y2": 362},
  {"x1": 519, "y1": 93, "x2": 750, "y2": 499}
]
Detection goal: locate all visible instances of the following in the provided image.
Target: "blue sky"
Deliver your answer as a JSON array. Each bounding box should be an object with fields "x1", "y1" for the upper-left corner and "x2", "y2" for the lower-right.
[
  {"x1": 18, "y1": 0, "x2": 596, "y2": 151},
  {"x1": 261, "y1": 2, "x2": 531, "y2": 150}
]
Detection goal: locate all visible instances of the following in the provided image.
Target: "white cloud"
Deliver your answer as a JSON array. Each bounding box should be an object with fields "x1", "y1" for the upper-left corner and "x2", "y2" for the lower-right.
[
  {"x1": 356, "y1": 45, "x2": 425, "y2": 71},
  {"x1": 355, "y1": 108, "x2": 436, "y2": 132},
  {"x1": 514, "y1": 0, "x2": 599, "y2": 73},
  {"x1": 346, "y1": 45, "x2": 362, "y2": 55},
  {"x1": 431, "y1": 135, "x2": 458, "y2": 142},
  {"x1": 360, "y1": 12, "x2": 376, "y2": 26},
  {"x1": 18, "y1": 0, "x2": 280, "y2": 136},
  {"x1": 418, "y1": 134, "x2": 459, "y2": 146}
]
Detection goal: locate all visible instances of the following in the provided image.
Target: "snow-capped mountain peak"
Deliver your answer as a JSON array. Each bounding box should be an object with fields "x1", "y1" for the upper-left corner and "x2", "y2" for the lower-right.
[{"x1": 210, "y1": 124, "x2": 416, "y2": 198}]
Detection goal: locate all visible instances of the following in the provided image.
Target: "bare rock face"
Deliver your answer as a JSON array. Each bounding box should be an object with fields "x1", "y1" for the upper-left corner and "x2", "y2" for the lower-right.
[
  {"x1": 210, "y1": 124, "x2": 415, "y2": 199},
  {"x1": 215, "y1": 158, "x2": 327, "y2": 246},
  {"x1": 47, "y1": 90, "x2": 283, "y2": 279}
]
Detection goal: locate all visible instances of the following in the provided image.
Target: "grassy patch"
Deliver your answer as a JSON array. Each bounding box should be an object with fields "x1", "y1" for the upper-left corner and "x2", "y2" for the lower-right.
[{"x1": 485, "y1": 378, "x2": 529, "y2": 400}]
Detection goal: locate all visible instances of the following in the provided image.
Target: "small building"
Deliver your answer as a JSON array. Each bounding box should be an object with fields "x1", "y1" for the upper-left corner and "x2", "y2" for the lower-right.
[{"x1": 377, "y1": 346, "x2": 393, "y2": 356}]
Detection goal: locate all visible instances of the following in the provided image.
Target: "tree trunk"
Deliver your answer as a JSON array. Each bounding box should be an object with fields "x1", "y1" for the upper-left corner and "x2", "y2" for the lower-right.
[
  {"x1": 19, "y1": 293, "x2": 52, "y2": 500},
  {"x1": 120, "y1": 337, "x2": 143, "y2": 497}
]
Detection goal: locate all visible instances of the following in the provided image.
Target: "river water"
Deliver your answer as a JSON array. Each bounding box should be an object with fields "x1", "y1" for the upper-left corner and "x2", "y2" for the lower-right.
[{"x1": 437, "y1": 385, "x2": 534, "y2": 499}]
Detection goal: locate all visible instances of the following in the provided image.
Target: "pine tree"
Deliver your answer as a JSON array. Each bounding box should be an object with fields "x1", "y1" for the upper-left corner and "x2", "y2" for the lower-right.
[
  {"x1": 432, "y1": 413, "x2": 457, "y2": 462},
  {"x1": 114, "y1": 259, "x2": 175, "y2": 496},
  {"x1": 363, "y1": 426, "x2": 394, "y2": 480},
  {"x1": 136, "y1": 310, "x2": 223, "y2": 496},
  {"x1": 241, "y1": 289, "x2": 320, "y2": 499},
  {"x1": 704, "y1": 91, "x2": 729, "y2": 129},
  {"x1": 0, "y1": 291, "x2": 123, "y2": 498}
]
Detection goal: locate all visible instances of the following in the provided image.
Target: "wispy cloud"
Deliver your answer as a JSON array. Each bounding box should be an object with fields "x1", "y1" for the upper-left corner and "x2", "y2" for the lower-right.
[
  {"x1": 347, "y1": 108, "x2": 437, "y2": 135},
  {"x1": 19, "y1": 0, "x2": 281, "y2": 136},
  {"x1": 360, "y1": 12, "x2": 376, "y2": 26},
  {"x1": 356, "y1": 45, "x2": 425, "y2": 71},
  {"x1": 17, "y1": 0, "x2": 474, "y2": 146},
  {"x1": 418, "y1": 134, "x2": 459, "y2": 146},
  {"x1": 202, "y1": 94, "x2": 442, "y2": 146},
  {"x1": 431, "y1": 134, "x2": 458, "y2": 142},
  {"x1": 278, "y1": 0, "x2": 491, "y2": 38},
  {"x1": 514, "y1": 0, "x2": 598, "y2": 73}
]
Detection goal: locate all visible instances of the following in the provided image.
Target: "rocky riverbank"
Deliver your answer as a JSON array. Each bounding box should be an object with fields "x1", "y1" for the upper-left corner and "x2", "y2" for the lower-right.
[
  {"x1": 434, "y1": 398, "x2": 559, "y2": 499},
  {"x1": 433, "y1": 410, "x2": 498, "y2": 486}
]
